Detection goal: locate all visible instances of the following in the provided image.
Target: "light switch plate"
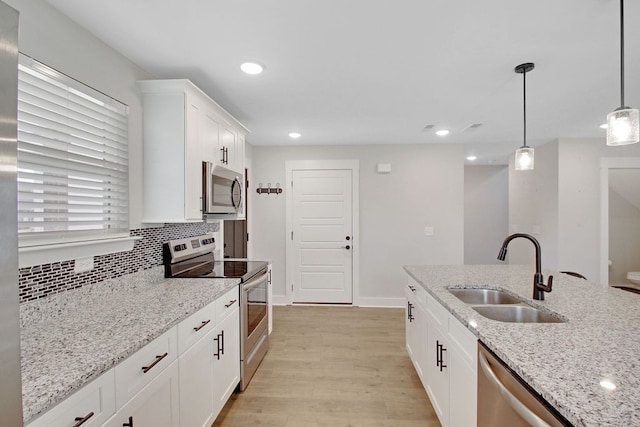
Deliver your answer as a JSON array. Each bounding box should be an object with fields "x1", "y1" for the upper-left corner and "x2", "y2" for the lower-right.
[
  {"x1": 424, "y1": 226, "x2": 434, "y2": 236},
  {"x1": 74, "y1": 256, "x2": 94, "y2": 273}
]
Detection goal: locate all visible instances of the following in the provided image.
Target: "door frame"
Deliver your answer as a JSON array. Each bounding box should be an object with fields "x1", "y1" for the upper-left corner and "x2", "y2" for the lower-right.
[{"x1": 285, "y1": 159, "x2": 360, "y2": 306}]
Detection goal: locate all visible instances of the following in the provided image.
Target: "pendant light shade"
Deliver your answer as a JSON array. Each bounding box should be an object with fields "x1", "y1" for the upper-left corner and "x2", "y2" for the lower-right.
[
  {"x1": 607, "y1": 0, "x2": 639, "y2": 146},
  {"x1": 515, "y1": 146, "x2": 534, "y2": 171},
  {"x1": 514, "y1": 62, "x2": 535, "y2": 171}
]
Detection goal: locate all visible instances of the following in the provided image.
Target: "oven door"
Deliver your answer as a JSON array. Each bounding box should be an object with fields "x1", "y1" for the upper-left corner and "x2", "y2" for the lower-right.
[
  {"x1": 240, "y1": 268, "x2": 269, "y2": 390},
  {"x1": 242, "y1": 269, "x2": 268, "y2": 351},
  {"x1": 203, "y1": 162, "x2": 242, "y2": 214}
]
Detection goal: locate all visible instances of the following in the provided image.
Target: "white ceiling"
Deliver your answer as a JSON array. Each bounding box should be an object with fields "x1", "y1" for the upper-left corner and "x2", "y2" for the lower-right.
[{"x1": 45, "y1": 0, "x2": 640, "y2": 164}]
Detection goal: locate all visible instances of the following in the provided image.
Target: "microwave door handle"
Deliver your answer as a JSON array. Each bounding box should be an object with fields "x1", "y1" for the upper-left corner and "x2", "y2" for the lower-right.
[{"x1": 231, "y1": 178, "x2": 242, "y2": 209}]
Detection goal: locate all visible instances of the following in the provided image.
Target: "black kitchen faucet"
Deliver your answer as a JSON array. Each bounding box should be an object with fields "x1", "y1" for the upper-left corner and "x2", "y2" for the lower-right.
[{"x1": 497, "y1": 233, "x2": 553, "y2": 300}]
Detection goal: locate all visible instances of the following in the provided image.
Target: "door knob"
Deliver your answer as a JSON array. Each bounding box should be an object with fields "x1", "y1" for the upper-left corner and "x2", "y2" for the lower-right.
[
  {"x1": 345, "y1": 236, "x2": 351, "y2": 241},
  {"x1": 343, "y1": 245, "x2": 351, "y2": 250}
]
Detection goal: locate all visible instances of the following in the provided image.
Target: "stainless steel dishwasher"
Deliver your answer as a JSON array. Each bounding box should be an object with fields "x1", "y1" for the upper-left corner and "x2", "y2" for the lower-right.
[{"x1": 477, "y1": 342, "x2": 573, "y2": 427}]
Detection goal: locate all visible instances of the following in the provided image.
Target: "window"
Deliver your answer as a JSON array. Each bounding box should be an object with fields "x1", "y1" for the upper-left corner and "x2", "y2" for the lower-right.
[{"x1": 17, "y1": 55, "x2": 129, "y2": 247}]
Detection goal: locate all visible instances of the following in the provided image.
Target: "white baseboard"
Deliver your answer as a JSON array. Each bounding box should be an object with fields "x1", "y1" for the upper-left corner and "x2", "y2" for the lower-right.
[{"x1": 271, "y1": 295, "x2": 404, "y2": 308}]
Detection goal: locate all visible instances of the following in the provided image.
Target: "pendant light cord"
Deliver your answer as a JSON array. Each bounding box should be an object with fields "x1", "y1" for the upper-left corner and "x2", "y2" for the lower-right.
[
  {"x1": 523, "y1": 68, "x2": 528, "y2": 148},
  {"x1": 620, "y1": 0, "x2": 625, "y2": 107}
]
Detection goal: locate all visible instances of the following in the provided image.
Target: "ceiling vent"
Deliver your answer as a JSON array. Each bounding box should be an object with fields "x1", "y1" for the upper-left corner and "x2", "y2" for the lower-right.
[
  {"x1": 422, "y1": 124, "x2": 435, "y2": 132},
  {"x1": 462, "y1": 123, "x2": 483, "y2": 132}
]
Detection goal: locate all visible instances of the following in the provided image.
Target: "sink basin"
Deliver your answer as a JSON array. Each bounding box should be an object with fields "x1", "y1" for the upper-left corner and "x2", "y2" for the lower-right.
[
  {"x1": 471, "y1": 305, "x2": 566, "y2": 323},
  {"x1": 448, "y1": 288, "x2": 522, "y2": 305}
]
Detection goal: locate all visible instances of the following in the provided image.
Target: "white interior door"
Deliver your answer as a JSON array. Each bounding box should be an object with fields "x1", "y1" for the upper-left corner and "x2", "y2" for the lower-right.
[{"x1": 292, "y1": 169, "x2": 353, "y2": 303}]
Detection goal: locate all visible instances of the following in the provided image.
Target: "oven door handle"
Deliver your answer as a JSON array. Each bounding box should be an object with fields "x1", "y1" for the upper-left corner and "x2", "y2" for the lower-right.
[{"x1": 242, "y1": 271, "x2": 267, "y2": 291}]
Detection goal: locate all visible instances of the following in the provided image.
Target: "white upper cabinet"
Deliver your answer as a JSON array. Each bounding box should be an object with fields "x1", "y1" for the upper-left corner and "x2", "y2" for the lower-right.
[{"x1": 138, "y1": 79, "x2": 248, "y2": 223}]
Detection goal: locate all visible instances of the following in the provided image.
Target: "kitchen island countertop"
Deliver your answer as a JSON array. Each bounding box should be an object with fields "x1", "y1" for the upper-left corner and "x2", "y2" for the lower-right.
[
  {"x1": 20, "y1": 267, "x2": 240, "y2": 424},
  {"x1": 404, "y1": 264, "x2": 640, "y2": 427}
]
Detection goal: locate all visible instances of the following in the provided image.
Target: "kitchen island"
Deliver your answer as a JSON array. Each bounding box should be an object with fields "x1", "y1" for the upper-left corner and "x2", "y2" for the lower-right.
[
  {"x1": 20, "y1": 267, "x2": 240, "y2": 424},
  {"x1": 404, "y1": 264, "x2": 640, "y2": 427}
]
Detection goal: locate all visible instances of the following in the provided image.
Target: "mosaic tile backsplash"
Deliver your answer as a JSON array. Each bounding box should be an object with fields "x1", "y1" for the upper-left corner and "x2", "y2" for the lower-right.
[{"x1": 18, "y1": 222, "x2": 219, "y2": 303}]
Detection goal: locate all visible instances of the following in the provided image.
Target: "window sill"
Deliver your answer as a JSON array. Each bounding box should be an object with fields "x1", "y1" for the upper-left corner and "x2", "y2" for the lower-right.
[{"x1": 18, "y1": 236, "x2": 141, "y2": 268}]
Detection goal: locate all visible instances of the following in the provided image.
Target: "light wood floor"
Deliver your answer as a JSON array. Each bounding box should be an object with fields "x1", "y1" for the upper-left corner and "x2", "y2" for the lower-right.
[{"x1": 213, "y1": 305, "x2": 440, "y2": 426}]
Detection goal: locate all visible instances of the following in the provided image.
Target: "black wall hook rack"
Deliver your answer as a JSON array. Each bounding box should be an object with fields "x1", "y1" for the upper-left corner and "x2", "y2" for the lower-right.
[{"x1": 256, "y1": 183, "x2": 283, "y2": 195}]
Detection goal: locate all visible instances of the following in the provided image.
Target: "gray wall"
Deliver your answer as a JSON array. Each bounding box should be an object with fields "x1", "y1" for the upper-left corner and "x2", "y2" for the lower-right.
[
  {"x1": 248, "y1": 144, "x2": 464, "y2": 306},
  {"x1": 464, "y1": 165, "x2": 508, "y2": 264}
]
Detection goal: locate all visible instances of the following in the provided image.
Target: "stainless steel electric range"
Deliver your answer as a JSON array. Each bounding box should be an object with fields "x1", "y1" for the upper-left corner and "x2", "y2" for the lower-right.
[{"x1": 163, "y1": 233, "x2": 269, "y2": 391}]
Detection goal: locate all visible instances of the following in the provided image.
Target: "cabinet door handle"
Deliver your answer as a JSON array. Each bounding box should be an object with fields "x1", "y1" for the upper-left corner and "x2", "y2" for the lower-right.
[
  {"x1": 225, "y1": 147, "x2": 229, "y2": 164},
  {"x1": 220, "y1": 330, "x2": 225, "y2": 356},
  {"x1": 141, "y1": 352, "x2": 168, "y2": 373},
  {"x1": 213, "y1": 333, "x2": 222, "y2": 359},
  {"x1": 73, "y1": 412, "x2": 94, "y2": 427},
  {"x1": 193, "y1": 319, "x2": 211, "y2": 332},
  {"x1": 407, "y1": 302, "x2": 414, "y2": 322},
  {"x1": 123, "y1": 416, "x2": 134, "y2": 427},
  {"x1": 436, "y1": 341, "x2": 447, "y2": 372},
  {"x1": 224, "y1": 299, "x2": 237, "y2": 308},
  {"x1": 220, "y1": 147, "x2": 226, "y2": 163}
]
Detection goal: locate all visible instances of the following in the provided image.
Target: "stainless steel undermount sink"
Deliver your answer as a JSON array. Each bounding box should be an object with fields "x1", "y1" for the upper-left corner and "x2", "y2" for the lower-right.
[
  {"x1": 471, "y1": 305, "x2": 566, "y2": 323},
  {"x1": 447, "y1": 287, "x2": 567, "y2": 323},
  {"x1": 448, "y1": 288, "x2": 521, "y2": 305}
]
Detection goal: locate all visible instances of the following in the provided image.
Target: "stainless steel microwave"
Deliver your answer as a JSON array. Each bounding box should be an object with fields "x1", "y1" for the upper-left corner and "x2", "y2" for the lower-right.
[{"x1": 202, "y1": 162, "x2": 243, "y2": 214}]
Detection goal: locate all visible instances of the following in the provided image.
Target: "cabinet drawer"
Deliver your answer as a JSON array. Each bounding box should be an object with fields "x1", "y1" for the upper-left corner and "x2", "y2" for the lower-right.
[
  {"x1": 215, "y1": 286, "x2": 239, "y2": 323},
  {"x1": 28, "y1": 369, "x2": 115, "y2": 427},
  {"x1": 178, "y1": 301, "x2": 215, "y2": 354},
  {"x1": 448, "y1": 316, "x2": 477, "y2": 366},
  {"x1": 406, "y1": 277, "x2": 427, "y2": 309},
  {"x1": 114, "y1": 327, "x2": 177, "y2": 408}
]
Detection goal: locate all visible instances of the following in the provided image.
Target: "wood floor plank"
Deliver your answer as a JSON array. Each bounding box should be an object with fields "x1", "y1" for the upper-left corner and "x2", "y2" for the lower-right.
[{"x1": 212, "y1": 305, "x2": 440, "y2": 426}]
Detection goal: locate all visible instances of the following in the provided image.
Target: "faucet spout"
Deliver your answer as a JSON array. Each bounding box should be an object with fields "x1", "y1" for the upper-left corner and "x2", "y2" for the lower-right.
[{"x1": 497, "y1": 233, "x2": 553, "y2": 300}]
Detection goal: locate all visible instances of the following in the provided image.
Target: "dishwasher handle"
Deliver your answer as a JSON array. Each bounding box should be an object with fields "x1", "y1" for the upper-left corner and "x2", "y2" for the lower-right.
[{"x1": 478, "y1": 350, "x2": 552, "y2": 427}]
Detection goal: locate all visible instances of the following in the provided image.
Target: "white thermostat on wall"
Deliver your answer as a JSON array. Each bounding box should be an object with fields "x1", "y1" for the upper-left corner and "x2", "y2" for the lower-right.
[{"x1": 376, "y1": 163, "x2": 391, "y2": 174}]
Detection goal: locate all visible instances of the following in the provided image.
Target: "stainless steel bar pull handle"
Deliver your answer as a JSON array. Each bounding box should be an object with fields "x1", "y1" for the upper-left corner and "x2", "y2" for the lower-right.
[
  {"x1": 73, "y1": 412, "x2": 94, "y2": 427},
  {"x1": 214, "y1": 333, "x2": 223, "y2": 359},
  {"x1": 193, "y1": 319, "x2": 211, "y2": 332},
  {"x1": 225, "y1": 299, "x2": 237, "y2": 308},
  {"x1": 123, "y1": 416, "x2": 134, "y2": 427},
  {"x1": 141, "y1": 352, "x2": 168, "y2": 373}
]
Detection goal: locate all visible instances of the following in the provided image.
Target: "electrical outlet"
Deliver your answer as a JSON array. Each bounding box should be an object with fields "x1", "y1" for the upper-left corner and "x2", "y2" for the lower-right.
[{"x1": 74, "y1": 256, "x2": 94, "y2": 274}]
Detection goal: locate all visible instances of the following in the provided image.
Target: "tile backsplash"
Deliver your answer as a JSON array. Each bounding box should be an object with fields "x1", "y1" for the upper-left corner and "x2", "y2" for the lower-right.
[{"x1": 18, "y1": 222, "x2": 219, "y2": 303}]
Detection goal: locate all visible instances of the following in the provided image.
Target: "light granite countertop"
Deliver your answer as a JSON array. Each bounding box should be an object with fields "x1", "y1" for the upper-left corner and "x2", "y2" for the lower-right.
[
  {"x1": 403, "y1": 264, "x2": 640, "y2": 427},
  {"x1": 20, "y1": 267, "x2": 240, "y2": 424}
]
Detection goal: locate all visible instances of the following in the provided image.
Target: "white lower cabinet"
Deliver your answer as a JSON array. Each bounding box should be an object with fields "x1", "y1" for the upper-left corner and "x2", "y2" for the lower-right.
[
  {"x1": 405, "y1": 283, "x2": 427, "y2": 384},
  {"x1": 27, "y1": 370, "x2": 116, "y2": 427},
  {"x1": 179, "y1": 327, "x2": 217, "y2": 427},
  {"x1": 405, "y1": 275, "x2": 477, "y2": 427},
  {"x1": 212, "y1": 305, "x2": 240, "y2": 417},
  {"x1": 178, "y1": 291, "x2": 240, "y2": 427},
  {"x1": 27, "y1": 286, "x2": 241, "y2": 427},
  {"x1": 104, "y1": 360, "x2": 180, "y2": 427}
]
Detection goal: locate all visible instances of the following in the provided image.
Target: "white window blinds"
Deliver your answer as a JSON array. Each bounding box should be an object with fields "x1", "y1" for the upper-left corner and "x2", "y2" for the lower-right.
[{"x1": 17, "y1": 55, "x2": 129, "y2": 246}]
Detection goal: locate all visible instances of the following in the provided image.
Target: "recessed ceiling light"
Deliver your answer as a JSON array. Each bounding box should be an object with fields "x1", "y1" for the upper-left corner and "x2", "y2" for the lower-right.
[
  {"x1": 436, "y1": 129, "x2": 450, "y2": 136},
  {"x1": 240, "y1": 62, "x2": 264, "y2": 75},
  {"x1": 599, "y1": 379, "x2": 616, "y2": 390},
  {"x1": 466, "y1": 155, "x2": 477, "y2": 161},
  {"x1": 288, "y1": 132, "x2": 301, "y2": 139},
  {"x1": 600, "y1": 123, "x2": 608, "y2": 129}
]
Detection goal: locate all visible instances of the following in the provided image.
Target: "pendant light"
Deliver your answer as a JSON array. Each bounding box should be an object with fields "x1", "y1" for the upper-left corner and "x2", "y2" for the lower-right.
[
  {"x1": 607, "y1": 0, "x2": 639, "y2": 146},
  {"x1": 515, "y1": 62, "x2": 535, "y2": 171}
]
